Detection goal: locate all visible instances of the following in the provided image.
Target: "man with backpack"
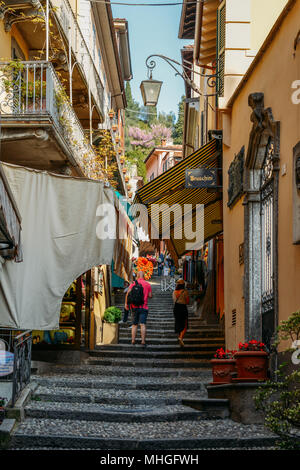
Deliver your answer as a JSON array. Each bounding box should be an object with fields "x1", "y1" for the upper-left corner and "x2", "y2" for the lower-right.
[{"x1": 125, "y1": 271, "x2": 152, "y2": 347}]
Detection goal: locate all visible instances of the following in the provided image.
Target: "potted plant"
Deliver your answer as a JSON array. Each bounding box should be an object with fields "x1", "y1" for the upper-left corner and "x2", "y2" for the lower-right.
[
  {"x1": 0, "y1": 398, "x2": 6, "y2": 423},
  {"x1": 112, "y1": 124, "x2": 118, "y2": 132},
  {"x1": 234, "y1": 340, "x2": 268, "y2": 382},
  {"x1": 210, "y1": 348, "x2": 237, "y2": 385},
  {"x1": 108, "y1": 109, "x2": 114, "y2": 119},
  {"x1": 102, "y1": 306, "x2": 122, "y2": 345}
]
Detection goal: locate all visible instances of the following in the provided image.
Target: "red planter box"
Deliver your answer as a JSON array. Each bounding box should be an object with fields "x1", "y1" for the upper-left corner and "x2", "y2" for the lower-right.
[
  {"x1": 234, "y1": 350, "x2": 268, "y2": 382},
  {"x1": 211, "y1": 359, "x2": 236, "y2": 385}
]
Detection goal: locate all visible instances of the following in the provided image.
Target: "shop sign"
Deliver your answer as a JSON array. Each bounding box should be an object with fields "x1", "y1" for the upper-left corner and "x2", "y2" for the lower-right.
[
  {"x1": 185, "y1": 168, "x2": 218, "y2": 188},
  {"x1": 0, "y1": 350, "x2": 14, "y2": 377}
]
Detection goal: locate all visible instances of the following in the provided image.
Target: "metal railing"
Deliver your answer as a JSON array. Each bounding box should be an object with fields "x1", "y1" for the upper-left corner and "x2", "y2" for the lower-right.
[
  {"x1": 0, "y1": 61, "x2": 95, "y2": 172},
  {"x1": 0, "y1": 329, "x2": 32, "y2": 407}
]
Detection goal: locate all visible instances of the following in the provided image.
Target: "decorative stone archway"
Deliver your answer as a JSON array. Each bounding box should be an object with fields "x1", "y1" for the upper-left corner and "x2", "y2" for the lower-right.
[{"x1": 243, "y1": 93, "x2": 280, "y2": 349}]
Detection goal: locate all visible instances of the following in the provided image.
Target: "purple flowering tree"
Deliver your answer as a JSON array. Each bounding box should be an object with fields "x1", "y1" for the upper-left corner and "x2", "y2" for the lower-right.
[{"x1": 129, "y1": 124, "x2": 172, "y2": 149}]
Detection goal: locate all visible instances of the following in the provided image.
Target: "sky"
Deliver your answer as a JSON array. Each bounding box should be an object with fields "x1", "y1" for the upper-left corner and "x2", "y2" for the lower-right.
[{"x1": 111, "y1": 0, "x2": 192, "y2": 117}]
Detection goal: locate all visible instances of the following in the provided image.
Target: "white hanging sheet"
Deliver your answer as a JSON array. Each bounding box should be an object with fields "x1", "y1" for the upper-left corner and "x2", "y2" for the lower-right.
[{"x1": 0, "y1": 163, "x2": 116, "y2": 330}]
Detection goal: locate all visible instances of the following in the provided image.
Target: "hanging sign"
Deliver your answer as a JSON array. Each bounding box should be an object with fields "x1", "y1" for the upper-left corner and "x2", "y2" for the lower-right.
[{"x1": 185, "y1": 168, "x2": 218, "y2": 188}]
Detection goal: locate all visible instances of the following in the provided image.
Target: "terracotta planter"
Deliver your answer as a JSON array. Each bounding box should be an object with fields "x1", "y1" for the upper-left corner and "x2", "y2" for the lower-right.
[
  {"x1": 234, "y1": 350, "x2": 268, "y2": 382},
  {"x1": 211, "y1": 359, "x2": 236, "y2": 385}
]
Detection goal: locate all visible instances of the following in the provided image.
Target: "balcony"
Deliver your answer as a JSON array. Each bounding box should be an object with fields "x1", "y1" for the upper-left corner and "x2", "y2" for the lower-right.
[
  {"x1": 0, "y1": 61, "x2": 96, "y2": 175},
  {"x1": 0, "y1": 0, "x2": 105, "y2": 129}
]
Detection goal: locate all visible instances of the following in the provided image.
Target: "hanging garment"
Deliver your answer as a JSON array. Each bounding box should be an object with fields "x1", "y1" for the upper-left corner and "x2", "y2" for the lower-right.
[{"x1": 0, "y1": 163, "x2": 117, "y2": 330}]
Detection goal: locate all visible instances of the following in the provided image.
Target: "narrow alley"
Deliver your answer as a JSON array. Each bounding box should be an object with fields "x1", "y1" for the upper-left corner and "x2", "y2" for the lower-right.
[{"x1": 8, "y1": 278, "x2": 277, "y2": 450}]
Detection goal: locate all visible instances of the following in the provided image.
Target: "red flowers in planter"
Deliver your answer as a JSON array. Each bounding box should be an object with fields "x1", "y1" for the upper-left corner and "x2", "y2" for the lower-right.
[
  {"x1": 238, "y1": 340, "x2": 267, "y2": 352},
  {"x1": 211, "y1": 348, "x2": 237, "y2": 385},
  {"x1": 214, "y1": 348, "x2": 237, "y2": 359},
  {"x1": 235, "y1": 340, "x2": 269, "y2": 382}
]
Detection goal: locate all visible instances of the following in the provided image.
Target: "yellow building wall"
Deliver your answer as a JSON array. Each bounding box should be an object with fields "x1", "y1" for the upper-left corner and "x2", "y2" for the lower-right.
[
  {"x1": 223, "y1": 0, "x2": 300, "y2": 350},
  {"x1": 251, "y1": 0, "x2": 288, "y2": 51},
  {"x1": 0, "y1": 21, "x2": 30, "y2": 61},
  {"x1": 0, "y1": 21, "x2": 11, "y2": 59}
]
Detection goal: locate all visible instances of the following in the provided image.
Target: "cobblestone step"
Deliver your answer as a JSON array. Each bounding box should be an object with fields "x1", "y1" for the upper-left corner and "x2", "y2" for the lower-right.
[
  {"x1": 82, "y1": 357, "x2": 212, "y2": 368},
  {"x1": 119, "y1": 331, "x2": 223, "y2": 339},
  {"x1": 31, "y1": 386, "x2": 208, "y2": 405},
  {"x1": 33, "y1": 365, "x2": 212, "y2": 378},
  {"x1": 118, "y1": 337, "x2": 224, "y2": 345},
  {"x1": 11, "y1": 418, "x2": 278, "y2": 450},
  {"x1": 32, "y1": 376, "x2": 208, "y2": 391},
  {"x1": 92, "y1": 342, "x2": 224, "y2": 353},
  {"x1": 87, "y1": 349, "x2": 218, "y2": 360},
  {"x1": 24, "y1": 402, "x2": 215, "y2": 423}
]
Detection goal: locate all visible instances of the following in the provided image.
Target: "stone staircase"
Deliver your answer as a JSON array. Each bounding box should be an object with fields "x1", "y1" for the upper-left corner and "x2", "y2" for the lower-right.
[{"x1": 8, "y1": 277, "x2": 277, "y2": 450}]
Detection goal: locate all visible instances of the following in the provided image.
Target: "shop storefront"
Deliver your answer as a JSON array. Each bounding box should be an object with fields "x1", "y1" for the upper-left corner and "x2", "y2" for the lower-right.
[
  {"x1": 134, "y1": 137, "x2": 224, "y2": 324},
  {"x1": 32, "y1": 272, "x2": 92, "y2": 351}
]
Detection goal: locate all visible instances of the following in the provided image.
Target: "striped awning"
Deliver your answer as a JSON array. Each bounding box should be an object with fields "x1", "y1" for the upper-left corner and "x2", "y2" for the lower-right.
[{"x1": 134, "y1": 139, "x2": 223, "y2": 261}]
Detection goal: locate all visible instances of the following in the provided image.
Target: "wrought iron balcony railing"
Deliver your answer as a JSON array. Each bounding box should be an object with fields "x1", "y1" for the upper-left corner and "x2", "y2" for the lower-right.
[{"x1": 0, "y1": 61, "x2": 95, "y2": 173}]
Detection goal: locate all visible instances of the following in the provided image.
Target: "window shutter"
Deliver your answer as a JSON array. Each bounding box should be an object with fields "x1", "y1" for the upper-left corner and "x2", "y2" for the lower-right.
[{"x1": 216, "y1": 1, "x2": 226, "y2": 97}]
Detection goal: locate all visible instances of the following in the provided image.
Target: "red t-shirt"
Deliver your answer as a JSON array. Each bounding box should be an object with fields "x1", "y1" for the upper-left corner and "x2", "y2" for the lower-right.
[{"x1": 129, "y1": 279, "x2": 152, "y2": 310}]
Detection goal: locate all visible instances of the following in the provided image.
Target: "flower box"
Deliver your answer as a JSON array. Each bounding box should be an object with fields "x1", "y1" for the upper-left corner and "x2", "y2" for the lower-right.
[
  {"x1": 234, "y1": 350, "x2": 268, "y2": 382},
  {"x1": 210, "y1": 348, "x2": 237, "y2": 385},
  {"x1": 211, "y1": 358, "x2": 236, "y2": 385}
]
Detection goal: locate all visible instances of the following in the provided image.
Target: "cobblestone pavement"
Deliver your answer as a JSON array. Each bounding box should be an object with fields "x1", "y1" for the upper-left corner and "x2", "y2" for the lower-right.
[{"x1": 9, "y1": 277, "x2": 277, "y2": 450}]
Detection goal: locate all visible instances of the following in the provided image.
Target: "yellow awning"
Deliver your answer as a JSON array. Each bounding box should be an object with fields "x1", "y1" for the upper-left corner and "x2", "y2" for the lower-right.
[{"x1": 134, "y1": 139, "x2": 223, "y2": 261}]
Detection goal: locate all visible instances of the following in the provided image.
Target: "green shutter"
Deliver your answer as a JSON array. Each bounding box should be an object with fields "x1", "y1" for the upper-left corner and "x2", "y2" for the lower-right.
[{"x1": 216, "y1": 1, "x2": 226, "y2": 97}]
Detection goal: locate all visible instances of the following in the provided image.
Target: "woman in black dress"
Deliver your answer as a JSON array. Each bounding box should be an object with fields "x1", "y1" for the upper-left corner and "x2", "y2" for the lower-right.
[{"x1": 172, "y1": 279, "x2": 190, "y2": 347}]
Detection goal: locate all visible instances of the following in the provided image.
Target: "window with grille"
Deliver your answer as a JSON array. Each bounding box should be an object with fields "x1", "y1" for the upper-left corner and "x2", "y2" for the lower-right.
[{"x1": 217, "y1": 1, "x2": 226, "y2": 97}]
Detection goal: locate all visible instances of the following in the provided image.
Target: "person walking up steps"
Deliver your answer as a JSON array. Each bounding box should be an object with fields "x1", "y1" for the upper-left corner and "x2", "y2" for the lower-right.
[
  {"x1": 172, "y1": 279, "x2": 189, "y2": 348},
  {"x1": 125, "y1": 271, "x2": 152, "y2": 347}
]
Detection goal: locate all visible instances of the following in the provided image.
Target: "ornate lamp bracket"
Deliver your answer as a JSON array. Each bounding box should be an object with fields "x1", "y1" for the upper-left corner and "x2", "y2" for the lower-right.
[{"x1": 145, "y1": 54, "x2": 221, "y2": 98}]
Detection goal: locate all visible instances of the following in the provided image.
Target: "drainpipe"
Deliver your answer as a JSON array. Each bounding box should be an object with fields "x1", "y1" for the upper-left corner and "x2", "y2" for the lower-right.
[{"x1": 46, "y1": 0, "x2": 49, "y2": 61}]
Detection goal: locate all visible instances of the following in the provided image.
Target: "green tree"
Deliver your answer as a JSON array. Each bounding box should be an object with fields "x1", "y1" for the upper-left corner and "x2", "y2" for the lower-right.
[{"x1": 172, "y1": 95, "x2": 185, "y2": 144}]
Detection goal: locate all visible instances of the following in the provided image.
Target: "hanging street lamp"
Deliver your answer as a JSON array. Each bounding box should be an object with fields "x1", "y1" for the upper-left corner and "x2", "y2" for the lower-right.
[
  {"x1": 140, "y1": 60, "x2": 162, "y2": 107},
  {"x1": 140, "y1": 54, "x2": 220, "y2": 107}
]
